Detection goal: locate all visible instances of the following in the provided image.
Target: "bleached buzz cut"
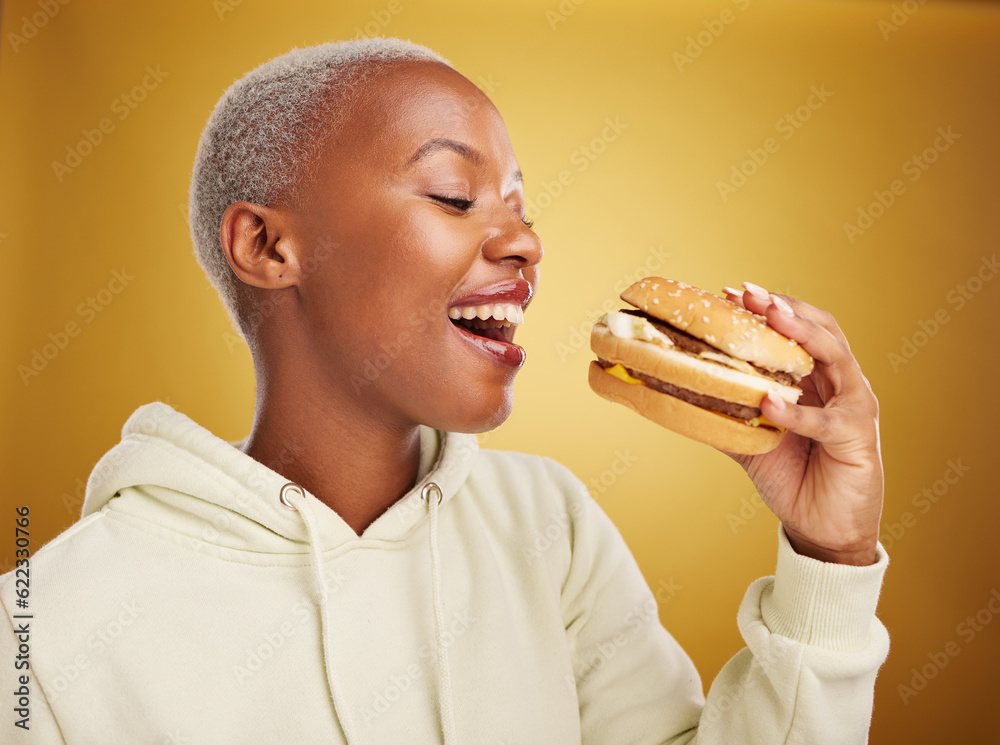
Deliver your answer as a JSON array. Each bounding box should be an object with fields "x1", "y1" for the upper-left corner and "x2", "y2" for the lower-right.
[{"x1": 189, "y1": 37, "x2": 451, "y2": 346}]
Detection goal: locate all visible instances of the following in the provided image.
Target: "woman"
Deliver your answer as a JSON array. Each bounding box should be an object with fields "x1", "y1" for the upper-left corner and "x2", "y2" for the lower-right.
[{"x1": 1, "y1": 38, "x2": 887, "y2": 743}]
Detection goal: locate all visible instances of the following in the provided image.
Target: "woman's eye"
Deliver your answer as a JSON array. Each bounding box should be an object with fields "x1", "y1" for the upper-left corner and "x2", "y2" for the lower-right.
[
  {"x1": 521, "y1": 215, "x2": 535, "y2": 230},
  {"x1": 431, "y1": 195, "x2": 475, "y2": 212}
]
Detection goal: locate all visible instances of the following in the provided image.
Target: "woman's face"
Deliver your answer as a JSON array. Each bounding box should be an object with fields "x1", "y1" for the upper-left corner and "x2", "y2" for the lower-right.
[{"x1": 285, "y1": 61, "x2": 543, "y2": 433}]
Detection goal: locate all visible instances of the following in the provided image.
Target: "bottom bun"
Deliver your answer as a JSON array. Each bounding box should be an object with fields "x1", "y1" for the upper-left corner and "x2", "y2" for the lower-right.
[{"x1": 588, "y1": 361, "x2": 785, "y2": 455}]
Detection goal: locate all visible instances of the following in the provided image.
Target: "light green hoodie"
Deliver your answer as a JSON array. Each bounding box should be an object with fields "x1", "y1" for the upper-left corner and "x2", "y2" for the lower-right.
[{"x1": 1, "y1": 402, "x2": 888, "y2": 743}]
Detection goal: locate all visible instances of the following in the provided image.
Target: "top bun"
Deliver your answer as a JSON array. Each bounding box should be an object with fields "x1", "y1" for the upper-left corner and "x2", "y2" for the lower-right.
[{"x1": 620, "y1": 277, "x2": 814, "y2": 381}]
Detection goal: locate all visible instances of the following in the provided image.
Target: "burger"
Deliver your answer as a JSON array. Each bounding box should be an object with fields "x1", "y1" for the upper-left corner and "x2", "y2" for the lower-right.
[{"x1": 588, "y1": 277, "x2": 814, "y2": 455}]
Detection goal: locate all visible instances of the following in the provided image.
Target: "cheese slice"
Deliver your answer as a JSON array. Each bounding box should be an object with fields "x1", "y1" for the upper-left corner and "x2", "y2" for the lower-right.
[{"x1": 605, "y1": 363, "x2": 645, "y2": 385}]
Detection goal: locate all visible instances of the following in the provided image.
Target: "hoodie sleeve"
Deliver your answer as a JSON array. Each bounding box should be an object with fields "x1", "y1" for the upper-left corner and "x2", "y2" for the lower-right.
[
  {"x1": 0, "y1": 587, "x2": 66, "y2": 743},
  {"x1": 555, "y1": 467, "x2": 889, "y2": 744}
]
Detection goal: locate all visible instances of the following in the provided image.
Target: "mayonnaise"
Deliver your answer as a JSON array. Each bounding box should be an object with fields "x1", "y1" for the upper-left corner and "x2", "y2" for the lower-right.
[{"x1": 597, "y1": 311, "x2": 675, "y2": 346}]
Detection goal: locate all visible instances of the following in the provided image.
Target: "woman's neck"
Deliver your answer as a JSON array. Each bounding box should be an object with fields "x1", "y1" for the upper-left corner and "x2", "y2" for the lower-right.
[{"x1": 239, "y1": 362, "x2": 422, "y2": 536}]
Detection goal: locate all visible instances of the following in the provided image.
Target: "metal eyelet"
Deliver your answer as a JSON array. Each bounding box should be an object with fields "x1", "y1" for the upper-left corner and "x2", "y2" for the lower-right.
[
  {"x1": 279, "y1": 482, "x2": 304, "y2": 510},
  {"x1": 420, "y1": 482, "x2": 443, "y2": 507}
]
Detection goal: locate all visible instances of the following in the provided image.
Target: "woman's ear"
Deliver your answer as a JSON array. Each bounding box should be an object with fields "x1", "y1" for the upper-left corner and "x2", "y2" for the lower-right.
[{"x1": 219, "y1": 201, "x2": 300, "y2": 290}]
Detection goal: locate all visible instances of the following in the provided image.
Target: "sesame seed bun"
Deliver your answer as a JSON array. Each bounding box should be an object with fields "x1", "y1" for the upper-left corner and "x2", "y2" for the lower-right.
[{"x1": 620, "y1": 278, "x2": 814, "y2": 381}]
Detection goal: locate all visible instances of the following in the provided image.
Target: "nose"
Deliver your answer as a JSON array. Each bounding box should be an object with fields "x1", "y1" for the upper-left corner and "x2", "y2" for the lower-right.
[{"x1": 481, "y1": 210, "x2": 544, "y2": 269}]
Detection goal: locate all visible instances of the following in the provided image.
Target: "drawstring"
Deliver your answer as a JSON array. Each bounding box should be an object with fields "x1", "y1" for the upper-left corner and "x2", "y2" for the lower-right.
[
  {"x1": 280, "y1": 481, "x2": 457, "y2": 745},
  {"x1": 279, "y1": 483, "x2": 358, "y2": 745},
  {"x1": 421, "y1": 482, "x2": 457, "y2": 745}
]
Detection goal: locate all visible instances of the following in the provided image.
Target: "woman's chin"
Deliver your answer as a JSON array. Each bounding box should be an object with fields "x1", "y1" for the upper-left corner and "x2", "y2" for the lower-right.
[{"x1": 426, "y1": 391, "x2": 514, "y2": 435}]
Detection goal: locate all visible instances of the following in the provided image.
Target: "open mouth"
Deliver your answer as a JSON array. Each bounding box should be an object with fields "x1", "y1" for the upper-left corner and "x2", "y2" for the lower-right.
[{"x1": 447, "y1": 303, "x2": 523, "y2": 345}]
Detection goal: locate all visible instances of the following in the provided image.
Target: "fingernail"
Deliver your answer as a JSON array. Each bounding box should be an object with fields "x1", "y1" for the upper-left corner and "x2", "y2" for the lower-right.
[
  {"x1": 742, "y1": 281, "x2": 769, "y2": 300},
  {"x1": 722, "y1": 286, "x2": 743, "y2": 297},
  {"x1": 766, "y1": 390, "x2": 786, "y2": 409},
  {"x1": 771, "y1": 294, "x2": 794, "y2": 317}
]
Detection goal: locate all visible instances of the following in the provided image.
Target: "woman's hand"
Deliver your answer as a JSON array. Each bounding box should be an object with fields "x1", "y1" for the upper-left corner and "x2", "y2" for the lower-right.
[{"x1": 719, "y1": 282, "x2": 884, "y2": 565}]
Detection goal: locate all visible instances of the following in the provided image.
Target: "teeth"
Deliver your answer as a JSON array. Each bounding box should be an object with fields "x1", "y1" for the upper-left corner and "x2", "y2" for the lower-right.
[{"x1": 448, "y1": 301, "x2": 524, "y2": 325}]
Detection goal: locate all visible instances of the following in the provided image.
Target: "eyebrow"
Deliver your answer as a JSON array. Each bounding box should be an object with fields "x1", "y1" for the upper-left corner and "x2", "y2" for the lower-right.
[
  {"x1": 409, "y1": 137, "x2": 523, "y2": 186},
  {"x1": 410, "y1": 138, "x2": 482, "y2": 164}
]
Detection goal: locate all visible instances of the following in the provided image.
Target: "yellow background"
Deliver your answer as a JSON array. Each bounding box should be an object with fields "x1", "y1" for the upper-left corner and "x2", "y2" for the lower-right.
[{"x1": 2, "y1": 0, "x2": 999, "y2": 741}]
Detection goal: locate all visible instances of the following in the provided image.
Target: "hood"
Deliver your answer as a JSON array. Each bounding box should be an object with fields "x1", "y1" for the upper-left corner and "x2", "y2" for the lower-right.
[
  {"x1": 82, "y1": 401, "x2": 478, "y2": 744},
  {"x1": 83, "y1": 401, "x2": 478, "y2": 548}
]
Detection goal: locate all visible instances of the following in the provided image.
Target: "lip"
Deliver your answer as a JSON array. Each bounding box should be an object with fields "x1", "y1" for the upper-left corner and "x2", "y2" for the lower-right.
[
  {"x1": 449, "y1": 278, "x2": 533, "y2": 309},
  {"x1": 449, "y1": 321, "x2": 526, "y2": 369}
]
